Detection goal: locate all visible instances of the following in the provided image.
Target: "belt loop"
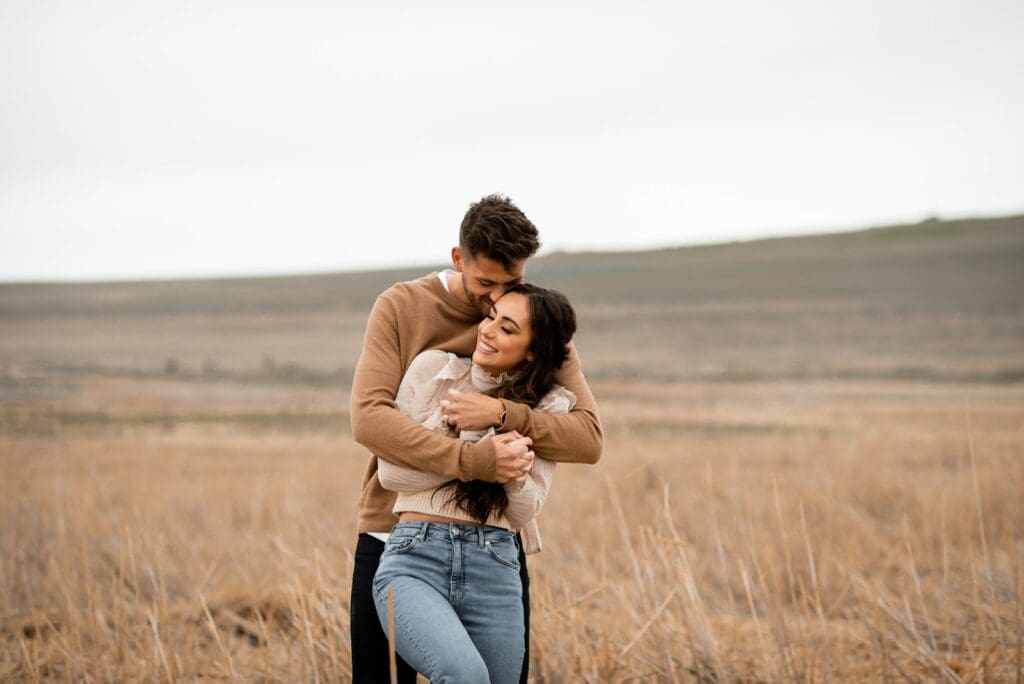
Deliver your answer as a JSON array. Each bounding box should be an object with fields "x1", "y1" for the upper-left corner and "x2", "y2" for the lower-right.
[
  {"x1": 478, "y1": 527, "x2": 486, "y2": 548},
  {"x1": 417, "y1": 522, "x2": 428, "y2": 541}
]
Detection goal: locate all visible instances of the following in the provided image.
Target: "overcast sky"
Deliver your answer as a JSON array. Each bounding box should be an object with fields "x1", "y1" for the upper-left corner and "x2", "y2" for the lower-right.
[{"x1": 1, "y1": 1, "x2": 1022, "y2": 281}]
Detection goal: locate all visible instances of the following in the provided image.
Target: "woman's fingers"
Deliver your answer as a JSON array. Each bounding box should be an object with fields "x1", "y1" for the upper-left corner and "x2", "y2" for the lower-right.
[{"x1": 493, "y1": 437, "x2": 534, "y2": 483}]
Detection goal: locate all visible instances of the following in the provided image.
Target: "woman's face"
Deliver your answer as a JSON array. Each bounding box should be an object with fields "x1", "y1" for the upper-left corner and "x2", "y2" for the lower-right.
[{"x1": 473, "y1": 292, "x2": 533, "y2": 374}]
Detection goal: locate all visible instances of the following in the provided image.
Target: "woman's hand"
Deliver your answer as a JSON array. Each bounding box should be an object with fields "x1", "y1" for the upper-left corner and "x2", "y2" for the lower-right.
[
  {"x1": 492, "y1": 432, "x2": 534, "y2": 484},
  {"x1": 440, "y1": 389, "x2": 505, "y2": 432}
]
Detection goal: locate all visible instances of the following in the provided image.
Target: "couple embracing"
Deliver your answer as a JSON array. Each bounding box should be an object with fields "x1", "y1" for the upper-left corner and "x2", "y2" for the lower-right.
[{"x1": 349, "y1": 195, "x2": 603, "y2": 683}]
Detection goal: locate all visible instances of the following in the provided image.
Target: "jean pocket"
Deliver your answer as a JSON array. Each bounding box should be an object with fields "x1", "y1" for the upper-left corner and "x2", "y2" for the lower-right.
[
  {"x1": 485, "y1": 540, "x2": 521, "y2": 570},
  {"x1": 382, "y1": 535, "x2": 420, "y2": 556}
]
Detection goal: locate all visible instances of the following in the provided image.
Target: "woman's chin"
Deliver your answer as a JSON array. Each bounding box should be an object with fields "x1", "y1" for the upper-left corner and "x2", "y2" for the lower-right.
[{"x1": 473, "y1": 355, "x2": 513, "y2": 376}]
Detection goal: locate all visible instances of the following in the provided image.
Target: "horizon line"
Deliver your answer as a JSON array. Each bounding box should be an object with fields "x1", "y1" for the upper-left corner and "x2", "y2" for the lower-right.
[{"x1": 2, "y1": 210, "x2": 1020, "y2": 287}]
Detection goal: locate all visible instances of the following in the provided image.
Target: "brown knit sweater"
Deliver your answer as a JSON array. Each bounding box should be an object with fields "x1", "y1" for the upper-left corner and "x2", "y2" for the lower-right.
[{"x1": 350, "y1": 273, "x2": 603, "y2": 533}]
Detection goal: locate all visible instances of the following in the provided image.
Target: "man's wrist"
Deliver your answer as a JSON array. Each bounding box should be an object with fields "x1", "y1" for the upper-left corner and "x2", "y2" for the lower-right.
[{"x1": 466, "y1": 439, "x2": 499, "y2": 482}]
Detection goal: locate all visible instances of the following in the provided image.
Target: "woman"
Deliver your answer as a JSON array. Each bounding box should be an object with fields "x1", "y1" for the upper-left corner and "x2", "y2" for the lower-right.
[{"x1": 372, "y1": 283, "x2": 577, "y2": 684}]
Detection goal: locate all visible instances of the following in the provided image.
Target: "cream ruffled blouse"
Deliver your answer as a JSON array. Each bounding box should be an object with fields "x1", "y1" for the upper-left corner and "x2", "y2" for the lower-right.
[{"x1": 377, "y1": 349, "x2": 576, "y2": 552}]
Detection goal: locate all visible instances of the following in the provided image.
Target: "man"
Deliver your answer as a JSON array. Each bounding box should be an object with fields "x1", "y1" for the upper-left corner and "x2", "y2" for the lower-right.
[{"x1": 349, "y1": 194, "x2": 603, "y2": 683}]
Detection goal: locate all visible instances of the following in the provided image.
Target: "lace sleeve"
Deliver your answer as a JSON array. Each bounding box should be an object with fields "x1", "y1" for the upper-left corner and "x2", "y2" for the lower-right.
[
  {"x1": 500, "y1": 385, "x2": 574, "y2": 528},
  {"x1": 535, "y1": 385, "x2": 577, "y2": 415},
  {"x1": 378, "y1": 350, "x2": 466, "y2": 492},
  {"x1": 502, "y1": 457, "x2": 556, "y2": 530},
  {"x1": 377, "y1": 459, "x2": 450, "y2": 493},
  {"x1": 394, "y1": 350, "x2": 453, "y2": 424}
]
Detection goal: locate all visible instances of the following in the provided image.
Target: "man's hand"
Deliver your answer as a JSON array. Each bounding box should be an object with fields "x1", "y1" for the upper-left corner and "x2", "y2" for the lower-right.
[
  {"x1": 493, "y1": 431, "x2": 534, "y2": 484},
  {"x1": 440, "y1": 389, "x2": 504, "y2": 432}
]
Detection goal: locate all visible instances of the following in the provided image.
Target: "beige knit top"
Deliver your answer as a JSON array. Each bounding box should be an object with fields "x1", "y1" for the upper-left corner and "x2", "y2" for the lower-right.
[{"x1": 377, "y1": 350, "x2": 575, "y2": 548}]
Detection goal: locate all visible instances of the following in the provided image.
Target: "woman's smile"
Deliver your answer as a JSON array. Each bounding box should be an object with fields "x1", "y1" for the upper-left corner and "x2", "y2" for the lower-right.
[{"x1": 472, "y1": 292, "x2": 533, "y2": 374}]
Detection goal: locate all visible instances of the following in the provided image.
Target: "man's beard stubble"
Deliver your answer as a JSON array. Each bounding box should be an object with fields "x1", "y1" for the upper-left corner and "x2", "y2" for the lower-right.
[{"x1": 461, "y1": 274, "x2": 494, "y2": 315}]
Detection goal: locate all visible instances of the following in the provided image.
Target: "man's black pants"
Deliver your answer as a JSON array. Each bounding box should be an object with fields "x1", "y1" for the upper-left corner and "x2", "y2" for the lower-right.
[{"x1": 350, "y1": 532, "x2": 531, "y2": 683}]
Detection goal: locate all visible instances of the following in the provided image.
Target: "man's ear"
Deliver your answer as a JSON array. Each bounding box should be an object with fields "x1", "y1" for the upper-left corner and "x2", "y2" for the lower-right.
[{"x1": 451, "y1": 246, "x2": 464, "y2": 272}]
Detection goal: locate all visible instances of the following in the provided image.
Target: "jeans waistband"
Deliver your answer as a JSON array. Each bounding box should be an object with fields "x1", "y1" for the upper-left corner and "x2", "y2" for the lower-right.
[{"x1": 391, "y1": 521, "x2": 517, "y2": 547}]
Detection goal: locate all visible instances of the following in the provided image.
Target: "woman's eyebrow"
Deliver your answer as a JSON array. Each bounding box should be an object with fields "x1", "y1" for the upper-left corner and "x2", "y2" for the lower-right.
[{"x1": 497, "y1": 313, "x2": 522, "y2": 330}]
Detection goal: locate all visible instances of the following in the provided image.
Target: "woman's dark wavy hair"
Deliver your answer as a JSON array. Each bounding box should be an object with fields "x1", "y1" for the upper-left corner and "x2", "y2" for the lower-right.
[{"x1": 442, "y1": 282, "x2": 577, "y2": 525}]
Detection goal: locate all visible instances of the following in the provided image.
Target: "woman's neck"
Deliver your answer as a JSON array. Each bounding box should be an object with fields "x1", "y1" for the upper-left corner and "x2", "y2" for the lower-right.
[{"x1": 469, "y1": 363, "x2": 517, "y2": 391}]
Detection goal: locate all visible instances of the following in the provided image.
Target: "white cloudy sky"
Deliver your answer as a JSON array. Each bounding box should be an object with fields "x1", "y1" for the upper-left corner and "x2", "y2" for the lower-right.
[{"x1": 1, "y1": 1, "x2": 1022, "y2": 281}]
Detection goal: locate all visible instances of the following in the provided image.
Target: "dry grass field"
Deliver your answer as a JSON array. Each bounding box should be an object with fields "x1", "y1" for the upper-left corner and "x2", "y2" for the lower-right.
[{"x1": 2, "y1": 215, "x2": 1023, "y2": 681}]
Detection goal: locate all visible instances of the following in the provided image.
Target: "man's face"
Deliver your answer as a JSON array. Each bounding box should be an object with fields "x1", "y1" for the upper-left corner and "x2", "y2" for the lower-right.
[{"x1": 451, "y1": 247, "x2": 526, "y2": 314}]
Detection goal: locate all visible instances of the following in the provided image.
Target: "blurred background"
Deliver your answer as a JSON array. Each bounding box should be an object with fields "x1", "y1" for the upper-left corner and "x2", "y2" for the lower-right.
[{"x1": 2, "y1": 2, "x2": 1023, "y2": 681}]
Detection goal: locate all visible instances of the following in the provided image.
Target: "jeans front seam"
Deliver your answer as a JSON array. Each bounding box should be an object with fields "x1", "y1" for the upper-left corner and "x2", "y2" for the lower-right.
[
  {"x1": 450, "y1": 535, "x2": 464, "y2": 606},
  {"x1": 391, "y1": 585, "x2": 442, "y2": 681}
]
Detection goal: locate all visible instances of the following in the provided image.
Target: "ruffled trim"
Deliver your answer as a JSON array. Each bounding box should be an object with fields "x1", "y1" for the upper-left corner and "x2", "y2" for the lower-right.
[
  {"x1": 536, "y1": 385, "x2": 577, "y2": 414},
  {"x1": 434, "y1": 353, "x2": 472, "y2": 382},
  {"x1": 470, "y1": 363, "x2": 517, "y2": 391},
  {"x1": 424, "y1": 352, "x2": 517, "y2": 392}
]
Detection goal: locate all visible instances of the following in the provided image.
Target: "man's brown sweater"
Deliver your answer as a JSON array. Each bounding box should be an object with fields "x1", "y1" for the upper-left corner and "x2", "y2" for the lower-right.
[{"x1": 350, "y1": 273, "x2": 603, "y2": 533}]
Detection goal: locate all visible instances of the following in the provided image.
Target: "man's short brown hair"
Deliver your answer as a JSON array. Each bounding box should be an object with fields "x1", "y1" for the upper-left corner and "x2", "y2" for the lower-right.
[{"x1": 459, "y1": 195, "x2": 541, "y2": 271}]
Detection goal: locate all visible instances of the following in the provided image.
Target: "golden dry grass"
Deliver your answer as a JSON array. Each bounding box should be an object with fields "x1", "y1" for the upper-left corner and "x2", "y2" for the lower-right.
[
  {"x1": 2, "y1": 216, "x2": 1022, "y2": 680},
  {"x1": 2, "y1": 377, "x2": 1022, "y2": 682}
]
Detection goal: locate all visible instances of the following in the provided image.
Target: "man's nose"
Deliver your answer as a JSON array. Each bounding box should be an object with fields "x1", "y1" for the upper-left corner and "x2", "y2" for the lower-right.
[
  {"x1": 479, "y1": 292, "x2": 499, "y2": 310},
  {"x1": 486, "y1": 284, "x2": 509, "y2": 302}
]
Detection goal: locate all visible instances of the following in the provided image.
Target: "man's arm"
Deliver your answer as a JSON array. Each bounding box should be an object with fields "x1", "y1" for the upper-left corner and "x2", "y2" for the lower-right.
[
  {"x1": 445, "y1": 343, "x2": 603, "y2": 465},
  {"x1": 377, "y1": 432, "x2": 536, "y2": 495},
  {"x1": 500, "y1": 345, "x2": 602, "y2": 464},
  {"x1": 350, "y1": 294, "x2": 531, "y2": 483}
]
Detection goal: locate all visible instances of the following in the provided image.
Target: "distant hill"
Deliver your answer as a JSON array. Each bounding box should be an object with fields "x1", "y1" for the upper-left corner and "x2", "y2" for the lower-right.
[
  {"x1": 531, "y1": 214, "x2": 1023, "y2": 305},
  {"x1": 1, "y1": 214, "x2": 1021, "y2": 387},
  {"x1": 1, "y1": 214, "x2": 1021, "y2": 318}
]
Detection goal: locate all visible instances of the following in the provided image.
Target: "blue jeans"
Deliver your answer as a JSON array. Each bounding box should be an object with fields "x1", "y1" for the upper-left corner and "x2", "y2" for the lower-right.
[{"x1": 372, "y1": 522, "x2": 525, "y2": 684}]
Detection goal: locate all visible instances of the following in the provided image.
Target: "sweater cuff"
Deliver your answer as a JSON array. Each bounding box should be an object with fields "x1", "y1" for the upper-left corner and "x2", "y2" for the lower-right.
[
  {"x1": 498, "y1": 398, "x2": 531, "y2": 434},
  {"x1": 464, "y1": 439, "x2": 498, "y2": 482}
]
